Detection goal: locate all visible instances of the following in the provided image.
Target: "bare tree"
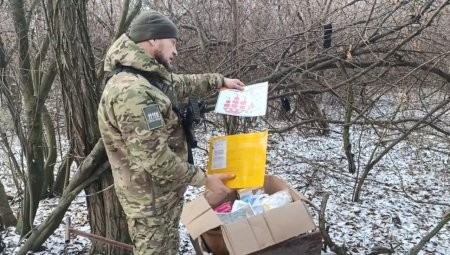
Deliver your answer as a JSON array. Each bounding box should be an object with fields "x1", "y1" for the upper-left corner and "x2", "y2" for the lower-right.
[
  {"x1": 5, "y1": 0, "x2": 58, "y2": 236},
  {"x1": 0, "y1": 179, "x2": 17, "y2": 228},
  {"x1": 13, "y1": 0, "x2": 141, "y2": 253},
  {"x1": 41, "y1": 0, "x2": 141, "y2": 254},
  {"x1": 2, "y1": 0, "x2": 449, "y2": 254}
]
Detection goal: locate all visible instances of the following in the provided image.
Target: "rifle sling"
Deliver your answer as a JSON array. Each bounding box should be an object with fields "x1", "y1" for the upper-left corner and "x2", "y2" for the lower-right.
[
  {"x1": 106, "y1": 65, "x2": 179, "y2": 112},
  {"x1": 106, "y1": 65, "x2": 195, "y2": 164}
]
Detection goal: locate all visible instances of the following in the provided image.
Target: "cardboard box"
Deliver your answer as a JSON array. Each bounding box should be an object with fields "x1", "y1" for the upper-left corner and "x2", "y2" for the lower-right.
[
  {"x1": 193, "y1": 229, "x2": 323, "y2": 255},
  {"x1": 181, "y1": 175, "x2": 318, "y2": 255}
]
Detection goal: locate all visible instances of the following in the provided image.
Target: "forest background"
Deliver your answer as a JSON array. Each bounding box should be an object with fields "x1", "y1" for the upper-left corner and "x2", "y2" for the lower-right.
[{"x1": 0, "y1": 0, "x2": 449, "y2": 254}]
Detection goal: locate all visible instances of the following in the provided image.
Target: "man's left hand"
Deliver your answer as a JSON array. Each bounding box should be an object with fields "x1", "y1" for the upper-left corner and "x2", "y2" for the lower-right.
[{"x1": 223, "y1": 78, "x2": 245, "y2": 90}]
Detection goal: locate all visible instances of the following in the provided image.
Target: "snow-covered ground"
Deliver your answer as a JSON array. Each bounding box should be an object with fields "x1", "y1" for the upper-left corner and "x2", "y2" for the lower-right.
[{"x1": 1, "y1": 97, "x2": 450, "y2": 254}]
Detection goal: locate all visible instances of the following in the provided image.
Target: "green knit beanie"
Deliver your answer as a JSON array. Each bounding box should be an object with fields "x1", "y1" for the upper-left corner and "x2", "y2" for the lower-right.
[{"x1": 128, "y1": 10, "x2": 179, "y2": 43}]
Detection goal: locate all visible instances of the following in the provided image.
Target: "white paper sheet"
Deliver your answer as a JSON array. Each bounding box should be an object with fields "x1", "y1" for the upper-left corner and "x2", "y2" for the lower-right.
[{"x1": 214, "y1": 81, "x2": 268, "y2": 117}]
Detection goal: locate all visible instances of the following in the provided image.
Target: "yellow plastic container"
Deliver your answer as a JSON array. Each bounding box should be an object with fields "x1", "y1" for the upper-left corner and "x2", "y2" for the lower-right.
[{"x1": 207, "y1": 130, "x2": 268, "y2": 189}]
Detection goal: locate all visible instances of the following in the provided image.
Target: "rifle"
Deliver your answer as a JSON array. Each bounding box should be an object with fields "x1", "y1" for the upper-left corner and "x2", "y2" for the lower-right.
[{"x1": 179, "y1": 95, "x2": 208, "y2": 164}]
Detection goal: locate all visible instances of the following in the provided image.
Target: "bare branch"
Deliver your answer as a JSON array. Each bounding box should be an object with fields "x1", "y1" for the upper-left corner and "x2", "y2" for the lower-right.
[
  {"x1": 319, "y1": 193, "x2": 348, "y2": 255},
  {"x1": 410, "y1": 211, "x2": 450, "y2": 255}
]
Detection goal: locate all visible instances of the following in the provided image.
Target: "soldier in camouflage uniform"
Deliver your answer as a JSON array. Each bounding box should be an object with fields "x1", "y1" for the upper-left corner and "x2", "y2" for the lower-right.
[{"x1": 98, "y1": 10, "x2": 245, "y2": 255}]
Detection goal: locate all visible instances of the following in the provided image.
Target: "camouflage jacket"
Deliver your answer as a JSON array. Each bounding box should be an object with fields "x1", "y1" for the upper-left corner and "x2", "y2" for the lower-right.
[{"x1": 98, "y1": 34, "x2": 224, "y2": 218}]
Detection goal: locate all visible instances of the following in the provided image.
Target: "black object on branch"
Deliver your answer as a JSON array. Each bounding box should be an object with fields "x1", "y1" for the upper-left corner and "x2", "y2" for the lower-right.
[
  {"x1": 281, "y1": 96, "x2": 291, "y2": 112},
  {"x1": 323, "y1": 23, "x2": 333, "y2": 49}
]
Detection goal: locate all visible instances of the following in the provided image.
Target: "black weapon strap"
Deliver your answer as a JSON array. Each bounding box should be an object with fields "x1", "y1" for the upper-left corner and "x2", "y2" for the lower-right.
[
  {"x1": 106, "y1": 65, "x2": 195, "y2": 164},
  {"x1": 106, "y1": 65, "x2": 179, "y2": 112}
]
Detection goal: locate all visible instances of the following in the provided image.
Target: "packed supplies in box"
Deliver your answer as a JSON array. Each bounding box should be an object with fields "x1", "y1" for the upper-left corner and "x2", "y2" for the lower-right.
[{"x1": 181, "y1": 175, "x2": 319, "y2": 255}]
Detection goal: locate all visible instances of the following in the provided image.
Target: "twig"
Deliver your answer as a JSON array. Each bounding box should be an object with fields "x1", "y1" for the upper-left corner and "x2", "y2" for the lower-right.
[
  {"x1": 409, "y1": 211, "x2": 450, "y2": 255},
  {"x1": 319, "y1": 193, "x2": 348, "y2": 255}
]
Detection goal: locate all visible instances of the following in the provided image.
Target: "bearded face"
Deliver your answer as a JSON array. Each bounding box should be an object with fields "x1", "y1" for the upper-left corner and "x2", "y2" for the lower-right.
[
  {"x1": 154, "y1": 48, "x2": 172, "y2": 70},
  {"x1": 153, "y1": 38, "x2": 177, "y2": 70}
]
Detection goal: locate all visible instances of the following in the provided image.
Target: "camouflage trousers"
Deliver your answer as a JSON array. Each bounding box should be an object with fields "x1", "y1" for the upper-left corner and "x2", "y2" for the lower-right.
[{"x1": 127, "y1": 199, "x2": 184, "y2": 255}]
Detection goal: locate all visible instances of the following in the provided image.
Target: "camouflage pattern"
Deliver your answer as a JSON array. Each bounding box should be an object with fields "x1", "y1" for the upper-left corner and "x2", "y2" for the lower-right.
[
  {"x1": 127, "y1": 199, "x2": 183, "y2": 255},
  {"x1": 98, "y1": 34, "x2": 223, "y2": 219}
]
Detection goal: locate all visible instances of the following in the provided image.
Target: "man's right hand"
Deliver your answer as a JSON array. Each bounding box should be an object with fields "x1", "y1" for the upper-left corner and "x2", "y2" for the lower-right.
[
  {"x1": 223, "y1": 78, "x2": 245, "y2": 90},
  {"x1": 204, "y1": 174, "x2": 235, "y2": 208},
  {"x1": 205, "y1": 174, "x2": 235, "y2": 193}
]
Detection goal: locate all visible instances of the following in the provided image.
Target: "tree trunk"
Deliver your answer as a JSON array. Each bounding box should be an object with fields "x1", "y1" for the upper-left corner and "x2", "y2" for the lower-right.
[
  {"x1": 20, "y1": 112, "x2": 46, "y2": 235},
  {"x1": 42, "y1": 105, "x2": 57, "y2": 198},
  {"x1": 0, "y1": 130, "x2": 24, "y2": 194},
  {"x1": 224, "y1": 0, "x2": 240, "y2": 135},
  {"x1": 338, "y1": 61, "x2": 356, "y2": 174},
  {"x1": 85, "y1": 171, "x2": 130, "y2": 254},
  {"x1": 46, "y1": 1, "x2": 140, "y2": 253},
  {"x1": 10, "y1": 0, "x2": 54, "y2": 236},
  {"x1": 52, "y1": 151, "x2": 73, "y2": 195},
  {"x1": 0, "y1": 180, "x2": 17, "y2": 228}
]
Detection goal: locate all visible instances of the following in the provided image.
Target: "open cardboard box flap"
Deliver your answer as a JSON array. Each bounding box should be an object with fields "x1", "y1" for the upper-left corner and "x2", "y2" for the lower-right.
[
  {"x1": 181, "y1": 175, "x2": 317, "y2": 254},
  {"x1": 181, "y1": 194, "x2": 222, "y2": 239}
]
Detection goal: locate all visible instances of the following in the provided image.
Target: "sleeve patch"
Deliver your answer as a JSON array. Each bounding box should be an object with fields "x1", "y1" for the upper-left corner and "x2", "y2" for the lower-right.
[{"x1": 142, "y1": 104, "x2": 164, "y2": 130}]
